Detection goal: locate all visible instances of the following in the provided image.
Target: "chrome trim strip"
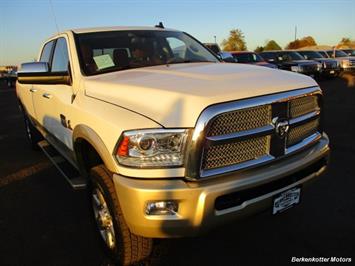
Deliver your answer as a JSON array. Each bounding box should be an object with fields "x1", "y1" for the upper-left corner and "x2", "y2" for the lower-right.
[
  {"x1": 185, "y1": 86, "x2": 322, "y2": 180},
  {"x1": 206, "y1": 124, "x2": 274, "y2": 143},
  {"x1": 289, "y1": 110, "x2": 320, "y2": 126},
  {"x1": 286, "y1": 132, "x2": 322, "y2": 154},
  {"x1": 200, "y1": 155, "x2": 275, "y2": 178}
]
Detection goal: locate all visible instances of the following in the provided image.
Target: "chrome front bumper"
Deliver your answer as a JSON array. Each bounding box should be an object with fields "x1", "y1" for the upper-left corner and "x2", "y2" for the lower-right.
[{"x1": 113, "y1": 133, "x2": 330, "y2": 238}]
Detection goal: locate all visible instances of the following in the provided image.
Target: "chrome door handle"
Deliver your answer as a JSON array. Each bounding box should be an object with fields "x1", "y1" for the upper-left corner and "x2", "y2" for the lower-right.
[
  {"x1": 42, "y1": 93, "x2": 52, "y2": 99},
  {"x1": 30, "y1": 88, "x2": 37, "y2": 92}
]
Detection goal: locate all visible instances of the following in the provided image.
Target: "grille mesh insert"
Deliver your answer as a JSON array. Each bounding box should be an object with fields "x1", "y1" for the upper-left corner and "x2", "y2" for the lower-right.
[
  {"x1": 287, "y1": 119, "x2": 319, "y2": 147},
  {"x1": 290, "y1": 96, "x2": 319, "y2": 118},
  {"x1": 207, "y1": 105, "x2": 271, "y2": 136},
  {"x1": 202, "y1": 136, "x2": 270, "y2": 170}
]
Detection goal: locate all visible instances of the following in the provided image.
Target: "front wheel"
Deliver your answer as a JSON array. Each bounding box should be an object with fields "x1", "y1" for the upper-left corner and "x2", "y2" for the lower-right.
[{"x1": 90, "y1": 165, "x2": 153, "y2": 265}]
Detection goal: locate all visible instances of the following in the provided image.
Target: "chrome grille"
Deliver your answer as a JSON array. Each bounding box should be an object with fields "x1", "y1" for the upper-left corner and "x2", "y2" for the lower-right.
[
  {"x1": 287, "y1": 119, "x2": 319, "y2": 147},
  {"x1": 188, "y1": 87, "x2": 323, "y2": 180},
  {"x1": 208, "y1": 105, "x2": 271, "y2": 136},
  {"x1": 290, "y1": 96, "x2": 319, "y2": 118},
  {"x1": 202, "y1": 136, "x2": 270, "y2": 170}
]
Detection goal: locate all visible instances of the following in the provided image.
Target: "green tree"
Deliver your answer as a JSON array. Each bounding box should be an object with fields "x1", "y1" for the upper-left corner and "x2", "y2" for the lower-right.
[
  {"x1": 264, "y1": 40, "x2": 282, "y2": 51},
  {"x1": 221, "y1": 29, "x2": 247, "y2": 51},
  {"x1": 254, "y1": 46, "x2": 264, "y2": 53}
]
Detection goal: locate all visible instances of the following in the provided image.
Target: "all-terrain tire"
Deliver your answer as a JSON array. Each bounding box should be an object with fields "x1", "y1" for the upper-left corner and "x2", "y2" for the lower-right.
[{"x1": 90, "y1": 165, "x2": 153, "y2": 265}]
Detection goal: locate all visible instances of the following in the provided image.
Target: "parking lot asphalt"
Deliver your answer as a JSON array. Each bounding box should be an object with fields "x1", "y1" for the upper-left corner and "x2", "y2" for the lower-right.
[{"x1": 0, "y1": 74, "x2": 354, "y2": 266}]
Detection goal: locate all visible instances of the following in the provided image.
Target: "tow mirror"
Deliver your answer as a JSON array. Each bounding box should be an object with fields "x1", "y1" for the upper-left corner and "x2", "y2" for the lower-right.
[{"x1": 18, "y1": 62, "x2": 70, "y2": 85}]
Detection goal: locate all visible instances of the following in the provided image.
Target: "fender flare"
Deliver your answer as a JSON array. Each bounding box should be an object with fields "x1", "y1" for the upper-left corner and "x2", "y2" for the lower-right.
[{"x1": 72, "y1": 124, "x2": 118, "y2": 174}]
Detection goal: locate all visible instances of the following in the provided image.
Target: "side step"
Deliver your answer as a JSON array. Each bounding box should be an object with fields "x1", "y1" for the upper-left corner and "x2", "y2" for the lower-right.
[{"x1": 38, "y1": 140, "x2": 86, "y2": 190}]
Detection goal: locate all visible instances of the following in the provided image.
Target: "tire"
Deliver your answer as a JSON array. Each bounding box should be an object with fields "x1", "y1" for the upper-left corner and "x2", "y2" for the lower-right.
[
  {"x1": 90, "y1": 165, "x2": 153, "y2": 265},
  {"x1": 22, "y1": 109, "x2": 43, "y2": 150}
]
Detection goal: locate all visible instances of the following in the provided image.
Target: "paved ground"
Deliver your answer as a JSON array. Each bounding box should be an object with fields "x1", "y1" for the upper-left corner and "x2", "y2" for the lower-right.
[{"x1": 0, "y1": 74, "x2": 354, "y2": 266}]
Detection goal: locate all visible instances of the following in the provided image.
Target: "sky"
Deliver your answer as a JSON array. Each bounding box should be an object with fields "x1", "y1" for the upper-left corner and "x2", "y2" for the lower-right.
[{"x1": 1, "y1": 0, "x2": 354, "y2": 66}]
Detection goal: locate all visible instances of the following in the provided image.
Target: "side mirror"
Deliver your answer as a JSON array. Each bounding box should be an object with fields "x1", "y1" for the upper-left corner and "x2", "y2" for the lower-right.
[{"x1": 18, "y1": 62, "x2": 70, "y2": 85}]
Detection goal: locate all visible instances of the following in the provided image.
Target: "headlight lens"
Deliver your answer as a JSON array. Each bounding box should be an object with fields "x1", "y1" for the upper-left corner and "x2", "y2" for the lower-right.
[
  {"x1": 291, "y1": 65, "x2": 300, "y2": 72},
  {"x1": 116, "y1": 129, "x2": 189, "y2": 168},
  {"x1": 341, "y1": 59, "x2": 349, "y2": 67}
]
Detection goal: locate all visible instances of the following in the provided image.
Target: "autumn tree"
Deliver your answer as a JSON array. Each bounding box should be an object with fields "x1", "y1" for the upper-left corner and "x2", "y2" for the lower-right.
[
  {"x1": 340, "y1": 37, "x2": 351, "y2": 45},
  {"x1": 221, "y1": 29, "x2": 247, "y2": 51},
  {"x1": 286, "y1": 36, "x2": 317, "y2": 49}
]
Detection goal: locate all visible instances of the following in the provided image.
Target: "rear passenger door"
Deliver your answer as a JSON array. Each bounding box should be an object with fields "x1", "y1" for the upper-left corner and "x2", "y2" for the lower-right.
[{"x1": 32, "y1": 37, "x2": 74, "y2": 151}]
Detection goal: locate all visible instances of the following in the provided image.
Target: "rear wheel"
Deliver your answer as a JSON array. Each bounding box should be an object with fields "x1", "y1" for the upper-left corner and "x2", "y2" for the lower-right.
[
  {"x1": 22, "y1": 109, "x2": 42, "y2": 150},
  {"x1": 90, "y1": 165, "x2": 153, "y2": 265}
]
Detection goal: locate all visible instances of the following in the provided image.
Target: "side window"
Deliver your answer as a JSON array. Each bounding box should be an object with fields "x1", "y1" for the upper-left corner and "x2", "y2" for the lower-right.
[
  {"x1": 51, "y1": 38, "x2": 69, "y2": 72},
  {"x1": 40, "y1": 41, "x2": 54, "y2": 63}
]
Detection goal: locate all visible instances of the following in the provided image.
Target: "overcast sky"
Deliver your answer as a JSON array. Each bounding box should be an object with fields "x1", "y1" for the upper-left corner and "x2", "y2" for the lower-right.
[{"x1": 1, "y1": 0, "x2": 354, "y2": 66}]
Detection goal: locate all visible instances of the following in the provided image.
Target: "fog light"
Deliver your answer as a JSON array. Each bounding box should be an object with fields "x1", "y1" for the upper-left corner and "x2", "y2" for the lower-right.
[{"x1": 145, "y1": 201, "x2": 178, "y2": 215}]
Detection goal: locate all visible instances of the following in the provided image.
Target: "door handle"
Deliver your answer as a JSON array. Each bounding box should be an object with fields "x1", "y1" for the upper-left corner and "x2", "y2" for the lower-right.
[
  {"x1": 30, "y1": 88, "x2": 37, "y2": 93},
  {"x1": 42, "y1": 93, "x2": 52, "y2": 99}
]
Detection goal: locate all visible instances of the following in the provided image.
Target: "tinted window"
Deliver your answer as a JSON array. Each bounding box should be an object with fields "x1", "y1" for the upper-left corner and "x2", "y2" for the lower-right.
[
  {"x1": 232, "y1": 53, "x2": 263, "y2": 63},
  {"x1": 51, "y1": 38, "x2": 69, "y2": 72},
  {"x1": 299, "y1": 51, "x2": 324, "y2": 59},
  {"x1": 76, "y1": 30, "x2": 218, "y2": 75},
  {"x1": 259, "y1": 52, "x2": 277, "y2": 61},
  {"x1": 40, "y1": 41, "x2": 54, "y2": 63}
]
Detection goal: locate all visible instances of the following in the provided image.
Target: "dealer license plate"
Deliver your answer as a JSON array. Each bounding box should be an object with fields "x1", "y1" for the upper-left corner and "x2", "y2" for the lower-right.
[
  {"x1": 330, "y1": 70, "x2": 335, "y2": 74},
  {"x1": 273, "y1": 187, "x2": 301, "y2": 215}
]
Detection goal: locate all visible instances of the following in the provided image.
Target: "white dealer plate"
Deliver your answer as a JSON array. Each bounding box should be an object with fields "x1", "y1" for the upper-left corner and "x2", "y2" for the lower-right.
[{"x1": 273, "y1": 187, "x2": 301, "y2": 215}]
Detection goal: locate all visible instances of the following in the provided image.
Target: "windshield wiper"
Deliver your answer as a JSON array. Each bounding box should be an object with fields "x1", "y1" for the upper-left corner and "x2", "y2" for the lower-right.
[{"x1": 165, "y1": 59, "x2": 214, "y2": 65}]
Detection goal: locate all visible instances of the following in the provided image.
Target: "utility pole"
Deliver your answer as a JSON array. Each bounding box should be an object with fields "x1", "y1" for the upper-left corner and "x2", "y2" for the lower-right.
[
  {"x1": 214, "y1": 35, "x2": 217, "y2": 44},
  {"x1": 294, "y1": 26, "x2": 297, "y2": 41}
]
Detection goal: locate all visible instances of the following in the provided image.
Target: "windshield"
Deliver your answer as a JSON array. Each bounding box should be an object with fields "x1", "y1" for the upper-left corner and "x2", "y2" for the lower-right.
[
  {"x1": 280, "y1": 52, "x2": 305, "y2": 61},
  {"x1": 326, "y1": 50, "x2": 348, "y2": 58},
  {"x1": 343, "y1": 49, "x2": 355, "y2": 56},
  {"x1": 232, "y1": 53, "x2": 264, "y2": 63},
  {"x1": 75, "y1": 30, "x2": 219, "y2": 75},
  {"x1": 299, "y1": 51, "x2": 324, "y2": 59}
]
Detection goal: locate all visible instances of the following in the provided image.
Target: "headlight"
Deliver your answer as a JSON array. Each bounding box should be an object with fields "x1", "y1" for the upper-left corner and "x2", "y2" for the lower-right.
[
  {"x1": 341, "y1": 59, "x2": 349, "y2": 67},
  {"x1": 116, "y1": 129, "x2": 189, "y2": 168},
  {"x1": 291, "y1": 65, "x2": 300, "y2": 72},
  {"x1": 317, "y1": 63, "x2": 322, "y2": 71}
]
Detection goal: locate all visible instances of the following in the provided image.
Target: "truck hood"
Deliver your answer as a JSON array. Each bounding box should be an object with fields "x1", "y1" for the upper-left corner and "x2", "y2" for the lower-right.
[{"x1": 84, "y1": 62, "x2": 317, "y2": 128}]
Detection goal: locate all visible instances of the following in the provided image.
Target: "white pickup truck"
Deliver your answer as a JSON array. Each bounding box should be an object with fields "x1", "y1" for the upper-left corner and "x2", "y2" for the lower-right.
[{"x1": 16, "y1": 26, "x2": 330, "y2": 265}]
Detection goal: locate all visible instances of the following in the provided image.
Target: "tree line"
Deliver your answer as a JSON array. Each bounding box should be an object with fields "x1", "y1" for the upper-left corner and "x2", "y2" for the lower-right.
[{"x1": 220, "y1": 28, "x2": 354, "y2": 52}]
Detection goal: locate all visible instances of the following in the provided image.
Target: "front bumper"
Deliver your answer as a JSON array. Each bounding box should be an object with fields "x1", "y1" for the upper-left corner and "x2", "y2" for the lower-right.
[{"x1": 113, "y1": 134, "x2": 330, "y2": 238}]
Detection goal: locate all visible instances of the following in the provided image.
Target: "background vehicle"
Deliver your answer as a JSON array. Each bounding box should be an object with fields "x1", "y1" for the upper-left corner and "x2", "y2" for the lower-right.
[
  {"x1": 297, "y1": 50, "x2": 340, "y2": 77},
  {"x1": 203, "y1": 43, "x2": 235, "y2": 62},
  {"x1": 230, "y1": 51, "x2": 277, "y2": 68},
  {"x1": 16, "y1": 26, "x2": 330, "y2": 265},
  {"x1": 322, "y1": 50, "x2": 355, "y2": 71},
  {"x1": 259, "y1": 50, "x2": 321, "y2": 77},
  {"x1": 341, "y1": 49, "x2": 355, "y2": 56}
]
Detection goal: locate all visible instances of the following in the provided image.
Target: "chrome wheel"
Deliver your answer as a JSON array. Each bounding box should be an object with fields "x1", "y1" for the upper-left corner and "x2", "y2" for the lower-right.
[{"x1": 92, "y1": 187, "x2": 116, "y2": 250}]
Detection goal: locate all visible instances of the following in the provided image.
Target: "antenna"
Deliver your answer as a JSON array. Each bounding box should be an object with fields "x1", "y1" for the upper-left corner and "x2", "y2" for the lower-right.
[{"x1": 49, "y1": 0, "x2": 60, "y2": 34}]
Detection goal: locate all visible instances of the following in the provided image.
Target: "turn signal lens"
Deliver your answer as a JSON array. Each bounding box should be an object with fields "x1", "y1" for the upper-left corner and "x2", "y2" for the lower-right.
[{"x1": 117, "y1": 136, "x2": 130, "y2": 156}]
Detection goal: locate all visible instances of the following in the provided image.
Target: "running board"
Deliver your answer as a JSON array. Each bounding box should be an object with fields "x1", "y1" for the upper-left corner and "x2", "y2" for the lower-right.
[{"x1": 38, "y1": 140, "x2": 86, "y2": 190}]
